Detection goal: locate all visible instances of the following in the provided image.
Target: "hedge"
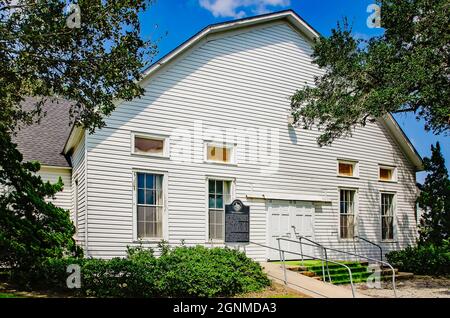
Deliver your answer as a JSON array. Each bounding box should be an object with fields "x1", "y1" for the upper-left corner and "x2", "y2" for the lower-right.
[
  {"x1": 13, "y1": 244, "x2": 270, "y2": 297},
  {"x1": 386, "y1": 240, "x2": 450, "y2": 276}
]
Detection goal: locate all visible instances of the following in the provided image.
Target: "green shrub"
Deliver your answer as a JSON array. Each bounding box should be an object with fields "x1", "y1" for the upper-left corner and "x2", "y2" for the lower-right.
[
  {"x1": 10, "y1": 257, "x2": 82, "y2": 290},
  {"x1": 157, "y1": 245, "x2": 269, "y2": 297},
  {"x1": 386, "y1": 240, "x2": 450, "y2": 275},
  {"x1": 81, "y1": 257, "x2": 160, "y2": 297},
  {"x1": 16, "y1": 244, "x2": 269, "y2": 297}
]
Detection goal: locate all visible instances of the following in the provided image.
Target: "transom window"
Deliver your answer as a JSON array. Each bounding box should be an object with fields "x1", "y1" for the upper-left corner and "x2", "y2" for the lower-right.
[
  {"x1": 338, "y1": 160, "x2": 357, "y2": 177},
  {"x1": 136, "y1": 172, "x2": 163, "y2": 238},
  {"x1": 133, "y1": 134, "x2": 167, "y2": 156},
  {"x1": 340, "y1": 189, "x2": 356, "y2": 239},
  {"x1": 206, "y1": 142, "x2": 235, "y2": 164},
  {"x1": 208, "y1": 179, "x2": 232, "y2": 240},
  {"x1": 381, "y1": 193, "x2": 395, "y2": 240},
  {"x1": 379, "y1": 166, "x2": 396, "y2": 182}
]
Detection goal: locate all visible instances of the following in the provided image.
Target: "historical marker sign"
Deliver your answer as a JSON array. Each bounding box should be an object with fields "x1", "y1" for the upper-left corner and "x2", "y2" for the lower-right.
[{"x1": 225, "y1": 199, "x2": 250, "y2": 244}]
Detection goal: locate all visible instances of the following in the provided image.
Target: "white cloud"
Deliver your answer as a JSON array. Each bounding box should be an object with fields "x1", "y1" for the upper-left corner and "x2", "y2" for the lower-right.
[{"x1": 199, "y1": 0, "x2": 290, "y2": 19}]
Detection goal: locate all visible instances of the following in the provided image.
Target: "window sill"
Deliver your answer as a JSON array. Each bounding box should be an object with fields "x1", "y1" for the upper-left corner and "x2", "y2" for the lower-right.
[
  {"x1": 337, "y1": 175, "x2": 360, "y2": 179},
  {"x1": 131, "y1": 152, "x2": 170, "y2": 159},
  {"x1": 381, "y1": 240, "x2": 397, "y2": 244},
  {"x1": 378, "y1": 179, "x2": 398, "y2": 183},
  {"x1": 205, "y1": 240, "x2": 225, "y2": 245},
  {"x1": 338, "y1": 238, "x2": 356, "y2": 242},
  {"x1": 204, "y1": 160, "x2": 238, "y2": 166},
  {"x1": 133, "y1": 239, "x2": 164, "y2": 244}
]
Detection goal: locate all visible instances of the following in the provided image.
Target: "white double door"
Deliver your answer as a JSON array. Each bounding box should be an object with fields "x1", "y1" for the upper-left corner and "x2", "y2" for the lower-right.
[{"x1": 268, "y1": 200, "x2": 315, "y2": 260}]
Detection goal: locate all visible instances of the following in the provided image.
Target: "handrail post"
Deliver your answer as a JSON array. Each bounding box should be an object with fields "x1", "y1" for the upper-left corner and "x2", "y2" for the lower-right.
[
  {"x1": 324, "y1": 247, "x2": 331, "y2": 282},
  {"x1": 387, "y1": 263, "x2": 397, "y2": 298},
  {"x1": 277, "y1": 238, "x2": 287, "y2": 285},
  {"x1": 320, "y1": 247, "x2": 326, "y2": 282},
  {"x1": 353, "y1": 236, "x2": 358, "y2": 261},
  {"x1": 299, "y1": 237, "x2": 304, "y2": 266},
  {"x1": 347, "y1": 265, "x2": 356, "y2": 298}
]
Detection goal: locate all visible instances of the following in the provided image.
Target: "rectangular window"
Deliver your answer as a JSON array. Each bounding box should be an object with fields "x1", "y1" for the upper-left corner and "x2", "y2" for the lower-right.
[
  {"x1": 338, "y1": 161, "x2": 357, "y2": 177},
  {"x1": 208, "y1": 179, "x2": 232, "y2": 240},
  {"x1": 136, "y1": 172, "x2": 163, "y2": 238},
  {"x1": 379, "y1": 166, "x2": 395, "y2": 182},
  {"x1": 206, "y1": 142, "x2": 235, "y2": 164},
  {"x1": 381, "y1": 193, "x2": 395, "y2": 240},
  {"x1": 340, "y1": 189, "x2": 356, "y2": 239},
  {"x1": 133, "y1": 134, "x2": 167, "y2": 157}
]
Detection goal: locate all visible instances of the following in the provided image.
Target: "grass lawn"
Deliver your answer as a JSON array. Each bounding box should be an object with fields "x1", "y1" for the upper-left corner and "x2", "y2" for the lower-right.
[
  {"x1": 237, "y1": 282, "x2": 309, "y2": 298},
  {"x1": 0, "y1": 292, "x2": 23, "y2": 298},
  {"x1": 0, "y1": 282, "x2": 63, "y2": 298},
  {"x1": 0, "y1": 279, "x2": 309, "y2": 299},
  {"x1": 0, "y1": 282, "x2": 308, "y2": 299}
]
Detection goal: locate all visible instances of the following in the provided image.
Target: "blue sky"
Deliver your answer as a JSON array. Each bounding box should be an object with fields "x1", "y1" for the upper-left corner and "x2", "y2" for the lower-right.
[{"x1": 140, "y1": 0, "x2": 449, "y2": 182}]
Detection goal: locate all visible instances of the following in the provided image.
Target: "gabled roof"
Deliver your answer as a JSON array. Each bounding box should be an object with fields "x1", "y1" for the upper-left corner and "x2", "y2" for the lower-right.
[
  {"x1": 13, "y1": 97, "x2": 72, "y2": 168},
  {"x1": 383, "y1": 114, "x2": 423, "y2": 170},
  {"x1": 140, "y1": 9, "x2": 320, "y2": 82},
  {"x1": 62, "y1": 9, "x2": 422, "y2": 171}
]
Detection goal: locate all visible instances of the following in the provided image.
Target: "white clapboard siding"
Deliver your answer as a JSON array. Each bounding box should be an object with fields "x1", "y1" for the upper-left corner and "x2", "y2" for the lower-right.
[
  {"x1": 38, "y1": 167, "x2": 72, "y2": 213},
  {"x1": 83, "y1": 22, "x2": 418, "y2": 260},
  {"x1": 70, "y1": 133, "x2": 86, "y2": 247}
]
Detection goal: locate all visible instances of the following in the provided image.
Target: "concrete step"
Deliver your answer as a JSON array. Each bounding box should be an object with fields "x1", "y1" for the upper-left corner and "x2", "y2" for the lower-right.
[
  {"x1": 382, "y1": 272, "x2": 414, "y2": 281},
  {"x1": 298, "y1": 271, "x2": 317, "y2": 277},
  {"x1": 381, "y1": 268, "x2": 399, "y2": 275},
  {"x1": 286, "y1": 265, "x2": 308, "y2": 272}
]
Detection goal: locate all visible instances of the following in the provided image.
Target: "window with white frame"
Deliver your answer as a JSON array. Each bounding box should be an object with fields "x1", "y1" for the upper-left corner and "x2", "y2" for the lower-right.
[
  {"x1": 379, "y1": 166, "x2": 396, "y2": 182},
  {"x1": 381, "y1": 193, "x2": 395, "y2": 240},
  {"x1": 338, "y1": 160, "x2": 358, "y2": 177},
  {"x1": 205, "y1": 142, "x2": 235, "y2": 164},
  {"x1": 340, "y1": 189, "x2": 356, "y2": 239},
  {"x1": 208, "y1": 179, "x2": 232, "y2": 240},
  {"x1": 133, "y1": 134, "x2": 167, "y2": 157},
  {"x1": 136, "y1": 172, "x2": 164, "y2": 238}
]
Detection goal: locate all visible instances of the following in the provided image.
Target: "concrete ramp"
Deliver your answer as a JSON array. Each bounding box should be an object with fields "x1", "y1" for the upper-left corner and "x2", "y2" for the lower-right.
[{"x1": 261, "y1": 262, "x2": 370, "y2": 298}]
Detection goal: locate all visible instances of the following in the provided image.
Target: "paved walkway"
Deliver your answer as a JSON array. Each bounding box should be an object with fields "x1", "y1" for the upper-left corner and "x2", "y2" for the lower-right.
[{"x1": 261, "y1": 262, "x2": 370, "y2": 298}]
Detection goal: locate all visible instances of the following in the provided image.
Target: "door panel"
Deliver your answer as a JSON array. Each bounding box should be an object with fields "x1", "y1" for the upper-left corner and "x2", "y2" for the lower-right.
[{"x1": 268, "y1": 201, "x2": 314, "y2": 260}]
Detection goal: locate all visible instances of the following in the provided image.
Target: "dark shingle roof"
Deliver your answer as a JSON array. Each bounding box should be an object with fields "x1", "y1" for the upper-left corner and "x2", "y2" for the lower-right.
[{"x1": 13, "y1": 97, "x2": 73, "y2": 168}]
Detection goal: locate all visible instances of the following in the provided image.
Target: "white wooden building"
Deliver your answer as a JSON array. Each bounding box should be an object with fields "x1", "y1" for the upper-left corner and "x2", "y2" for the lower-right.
[{"x1": 16, "y1": 10, "x2": 423, "y2": 261}]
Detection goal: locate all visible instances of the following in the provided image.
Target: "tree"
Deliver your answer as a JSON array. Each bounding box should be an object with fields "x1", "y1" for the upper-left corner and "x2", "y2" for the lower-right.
[
  {"x1": 290, "y1": 0, "x2": 449, "y2": 146},
  {"x1": 417, "y1": 142, "x2": 450, "y2": 246},
  {"x1": 0, "y1": 134, "x2": 83, "y2": 270},
  {"x1": 1, "y1": 0, "x2": 157, "y2": 132},
  {"x1": 0, "y1": 1, "x2": 157, "y2": 270}
]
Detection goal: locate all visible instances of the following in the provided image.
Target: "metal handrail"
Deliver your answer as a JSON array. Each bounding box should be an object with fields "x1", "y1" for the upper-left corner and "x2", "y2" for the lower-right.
[
  {"x1": 283, "y1": 234, "x2": 396, "y2": 298},
  {"x1": 277, "y1": 238, "x2": 397, "y2": 298},
  {"x1": 276, "y1": 238, "x2": 357, "y2": 298},
  {"x1": 291, "y1": 226, "x2": 331, "y2": 282},
  {"x1": 353, "y1": 235, "x2": 383, "y2": 262},
  {"x1": 250, "y1": 240, "x2": 356, "y2": 298},
  {"x1": 289, "y1": 239, "x2": 397, "y2": 298}
]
